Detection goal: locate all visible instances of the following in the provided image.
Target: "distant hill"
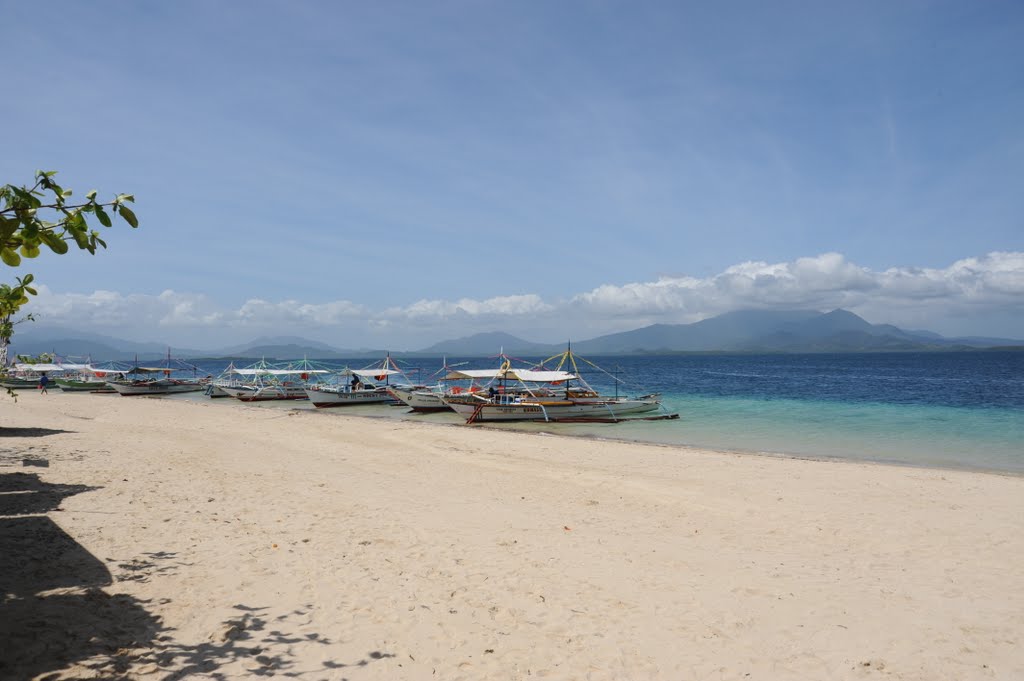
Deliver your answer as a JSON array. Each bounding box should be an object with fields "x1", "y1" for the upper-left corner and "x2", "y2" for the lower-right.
[
  {"x1": 420, "y1": 309, "x2": 1024, "y2": 355},
  {"x1": 11, "y1": 310, "x2": 1024, "y2": 360},
  {"x1": 11, "y1": 330, "x2": 355, "y2": 361},
  {"x1": 570, "y1": 310, "x2": 822, "y2": 354},
  {"x1": 210, "y1": 343, "x2": 348, "y2": 360},
  {"x1": 568, "y1": 309, "x2": 1019, "y2": 354},
  {"x1": 416, "y1": 331, "x2": 557, "y2": 357},
  {"x1": 212, "y1": 336, "x2": 345, "y2": 356},
  {"x1": 10, "y1": 327, "x2": 205, "y2": 361}
]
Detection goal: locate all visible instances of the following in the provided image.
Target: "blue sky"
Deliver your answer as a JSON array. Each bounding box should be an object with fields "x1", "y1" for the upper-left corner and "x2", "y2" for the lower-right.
[{"x1": 5, "y1": 0, "x2": 1023, "y2": 349}]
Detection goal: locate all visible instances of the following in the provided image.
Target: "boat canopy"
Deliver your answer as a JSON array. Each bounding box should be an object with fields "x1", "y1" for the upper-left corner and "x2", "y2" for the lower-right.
[
  {"x1": 443, "y1": 368, "x2": 576, "y2": 383},
  {"x1": 229, "y1": 368, "x2": 330, "y2": 376},
  {"x1": 443, "y1": 369, "x2": 505, "y2": 380},
  {"x1": 344, "y1": 367, "x2": 402, "y2": 378},
  {"x1": 504, "y1": 369, "x2": 577, "y2": 383},
  {"x1": 11, "y1": 363, "x2": 85, "y2": 372}
]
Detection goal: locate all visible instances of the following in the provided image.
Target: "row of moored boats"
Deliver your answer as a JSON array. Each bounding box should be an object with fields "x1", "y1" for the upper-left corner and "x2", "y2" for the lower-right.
[{"x1": 3, "y1": 351, "x2": 677, "y2": 424}]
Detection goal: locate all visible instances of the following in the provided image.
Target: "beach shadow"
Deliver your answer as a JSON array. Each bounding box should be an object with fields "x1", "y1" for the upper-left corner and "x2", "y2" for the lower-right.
[
  {"x1": 0, "y1": 472, "x2": 162, "y2": 681},
  {"x1": 0, "y1": 474, "x2": 391, "y2": 679},
  {"x1": 0, "y1": 471, "x2": 99, "y2": 516},
  {"x1": 0, "y1": 427, "x2": 75, "y2": 438},
  {"x1": 0, "y1": 588, "x2": 162, "y2": 681},
  {"x1": 133, "y1": 604, "x2": 393, "y2": 679}
]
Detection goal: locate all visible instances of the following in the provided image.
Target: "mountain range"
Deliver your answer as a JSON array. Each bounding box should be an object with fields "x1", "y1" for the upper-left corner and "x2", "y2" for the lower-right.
[{"x1": 10, "y1": 309, "x2": 1023, "y2": 361}]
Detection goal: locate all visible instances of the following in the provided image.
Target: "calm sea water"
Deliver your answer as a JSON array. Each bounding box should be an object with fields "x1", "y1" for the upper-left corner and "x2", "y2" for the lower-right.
[{"x1": 177, "y1": 352, "x2": 1024, "y2": 474}]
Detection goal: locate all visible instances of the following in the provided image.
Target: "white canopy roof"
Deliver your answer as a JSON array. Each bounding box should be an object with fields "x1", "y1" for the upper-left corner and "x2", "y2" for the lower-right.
[
  {"x1": 443, "y1": 369, "x2": 504, "y2": 380},
  {"x1": 12, "y1": 363, "x2": 75, "y2": 372},
  {"x1": 345, "y1": 367, "x2": 402, "y2": 377},
  {"x1": 230, "y1": 368, "x2": 329, "y2": 376},
  {"x1": 504, "y1": 369, "x2": 576, "y2": 382},
  {"x1": 444, "y1": 368, "x2": 576, "y2": 382}
]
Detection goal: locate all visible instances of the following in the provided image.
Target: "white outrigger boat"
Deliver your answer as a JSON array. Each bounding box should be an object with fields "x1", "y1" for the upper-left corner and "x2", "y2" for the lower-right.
[
  {"x1": 305, "y1": 356, "x2": 416, "y2": 409},
  {"x1": 439, "y1": 349, "x2": 671, "y2": 423},
  {"x1": 387, "y1": 385, "x2": 453, "y2": 412},
  {"x1": 3, "y1": 361, "x2": 84, "y2": 390},
  {"x1": 213, "y1": 359, "x2": 329, "y2": 402},
  {"x1": 107, "y1": 354, "x2": 207, "y2": 396},
  {"x1": 107, "y1": 371, "x2": 207, "y2": 396},
  {"x1": 387, "y1": 358, "x2": 482, "y2": 412},
  {"x1": 55, "y1": 362, "x2": 130, "y2": 392}
]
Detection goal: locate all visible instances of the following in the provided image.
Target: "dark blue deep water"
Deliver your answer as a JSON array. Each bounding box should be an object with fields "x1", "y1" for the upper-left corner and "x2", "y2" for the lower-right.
[{"x1": 181, "y1": 352, "x2": 1024, "y2": 474}]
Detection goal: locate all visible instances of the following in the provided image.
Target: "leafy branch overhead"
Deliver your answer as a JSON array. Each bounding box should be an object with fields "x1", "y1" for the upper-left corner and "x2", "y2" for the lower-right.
[{"x1": 0, "y1": 170, "x2": 138, "y2": 267}]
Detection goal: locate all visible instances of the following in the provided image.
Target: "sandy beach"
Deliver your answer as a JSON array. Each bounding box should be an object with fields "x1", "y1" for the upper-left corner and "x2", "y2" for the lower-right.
[{"x1": 1, "y1": 392, "x2": 1022, "y2": 680}]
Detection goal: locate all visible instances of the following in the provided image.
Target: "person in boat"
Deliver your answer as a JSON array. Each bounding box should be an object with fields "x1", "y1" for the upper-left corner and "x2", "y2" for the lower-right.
[
  {"x1": 350, "y1": 375, "x2": 361, "y2": 392},
  {"x1": 38, "y1": 372, "x2": 49, "y2": 394}
]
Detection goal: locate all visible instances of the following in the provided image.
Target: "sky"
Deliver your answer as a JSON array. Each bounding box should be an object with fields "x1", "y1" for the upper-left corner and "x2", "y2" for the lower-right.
[{"x1": 4, "y1": 0, "x2": 1023, "y2": 350}]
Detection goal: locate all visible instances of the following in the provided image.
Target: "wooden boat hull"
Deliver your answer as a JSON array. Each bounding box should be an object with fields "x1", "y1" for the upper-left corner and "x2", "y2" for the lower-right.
[
  {"x1": 107, "y1": 379, "x2": 206, "y2": 396},
  {"x1": 447, "y1": 397, "x2": 663, "y2": 422},
  {"x1": 304, "y1": 387, "x2": 397, "y2": 408},
  {"x1": 387, "y1": 387, "x2": 454, "y2": 412},
  {"x1": 219, "y1": 384, "x2": 308, "y2": 402},
  {"x1": 206, "y1": 383, "x2": 235, "y2": 398},
  {"x1": 0, "y1": 378, "x2": 41, "y2": 390},
  {"x1": 55, "y1": 378, "x2": 112, "y2": 392}
]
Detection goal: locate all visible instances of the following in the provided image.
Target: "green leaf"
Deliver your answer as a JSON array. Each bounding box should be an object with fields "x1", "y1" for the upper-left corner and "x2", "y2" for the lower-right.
[
  {"x1": 19, "y1": 244, "x2": 41, "y2": 259},
  {"x1": 116, "y1": 193, "x2": 135, "y2": 203},
  {"x1": 70, "y1": 228, "x2": 89, "y2": 249},
  {"x1": 118, "y1": 205, "x2": 139, "y2": 228},
  {"x1": 24, "y1": 287, "x2": 37, "y2": 296},
  {"x1": 0, "y1": 217, "x2": 18, "y2": 243},
  {"x1": 86, "y1": 190, "x2": 97, "y2": 201},
  {"x1": 41, "y1": 232, "x2": 69, "y2": 254},
  {"x1": 1, "y1": 248, "x2": 21, "y2": 266},
  {"x1": 95, "y1": 205, "x2": 112, "y2": 227}
]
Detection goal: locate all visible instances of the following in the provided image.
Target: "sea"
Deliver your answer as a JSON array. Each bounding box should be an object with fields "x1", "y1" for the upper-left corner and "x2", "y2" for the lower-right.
[{"x1": 173, "y1": 352, "x2": 1024, "y2": 475}]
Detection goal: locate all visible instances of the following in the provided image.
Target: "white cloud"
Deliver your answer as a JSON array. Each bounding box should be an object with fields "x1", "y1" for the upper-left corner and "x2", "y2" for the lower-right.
[
  {"x1": 24, "y1": 252, "x2": 1024, "y2": 346},
  {"x1": 395, "y1": 294, "x2": 553, "y2": 319},
  {"x1": 571, "y1": 252, "x2": 1024, "y2": 323}
]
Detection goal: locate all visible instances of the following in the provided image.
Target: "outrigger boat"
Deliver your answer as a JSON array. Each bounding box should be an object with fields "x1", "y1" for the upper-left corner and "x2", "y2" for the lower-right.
[
  {"x1": 55, "y1": 363, "x2": 131, "y2": 392},
  {"x1": 440, "y1": 349, "x2": 670, "y2": 423},
  {"x1": 305, "y1": 355, "x2": 417, "y2": 408},
  {"x1": 3, "y1": 359, "x2": 111, "y2": 391},
  {"x1": 106, "y1": 353, "x2": 207, "y2": 396},
  {"x1": 387, "y1": 358, "x2": 480, "y2": 412},
  {"x1": 215, "y1": 359, "x2": 329, "y2": 402},
  {"x1": 2, "y1": 361, "x2": 79, "y2": 389}
]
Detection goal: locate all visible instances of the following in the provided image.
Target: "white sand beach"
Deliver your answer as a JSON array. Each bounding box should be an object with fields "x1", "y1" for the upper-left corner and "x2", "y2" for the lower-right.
[{"x1": 2, "y1": 392, "x2": 1022, "y2": 680}]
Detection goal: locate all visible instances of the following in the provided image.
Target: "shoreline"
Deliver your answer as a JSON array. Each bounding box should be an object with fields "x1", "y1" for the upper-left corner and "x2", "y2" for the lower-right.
[
  {"x1": 264, "y1": 398, "x2": 1024, "y2": 479},
  {"x1": 3, "y1": 393, "x2": 1023, "y2": 680}
]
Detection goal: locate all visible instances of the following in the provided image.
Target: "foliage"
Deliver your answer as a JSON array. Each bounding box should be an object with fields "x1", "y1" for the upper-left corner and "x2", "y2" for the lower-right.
[
  {"x1": 1, "y1": 274, "x2": 37, "y2": 347},
  {"x1": 1, "y1": 171, "x2": 137, "y2": 383},
  {"x1": 14, "y1": 351, "x2": 55, "y2": 365},
  {"x1": 1, "y1": 170, "x2": 137, "y2": 267}
]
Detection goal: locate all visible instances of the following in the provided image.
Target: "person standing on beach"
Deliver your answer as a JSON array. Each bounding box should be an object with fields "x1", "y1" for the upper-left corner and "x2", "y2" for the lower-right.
[{"x1": 38, "y1": 372, "x2": 49, "y2": 394}]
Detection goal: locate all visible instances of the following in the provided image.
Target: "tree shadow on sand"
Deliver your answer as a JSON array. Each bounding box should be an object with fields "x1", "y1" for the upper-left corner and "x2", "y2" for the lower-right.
[
  {"x1": 0, "y1": 471, "x2": 157, "y2": 681},
  {"x1": 0, "y1": 472, "x2": 396, "y2": 680},
  {"x1": 0, "y1": 427, "x2": 75, "y2": 438}
]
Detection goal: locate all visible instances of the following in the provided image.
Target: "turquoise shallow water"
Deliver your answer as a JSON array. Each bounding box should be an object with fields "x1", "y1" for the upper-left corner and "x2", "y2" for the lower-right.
[
  {"x1": 177, "y1": 352, "x2": 1024, "y2": 474},
  {"x1": 602, "y1": 395, "x2": 1024, "y2": 473}
]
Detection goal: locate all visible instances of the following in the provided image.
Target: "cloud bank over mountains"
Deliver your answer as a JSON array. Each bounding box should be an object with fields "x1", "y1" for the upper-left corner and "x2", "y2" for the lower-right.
[{"x1": 28, "y1": 252, "x2": 1024, "y2": 348}]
